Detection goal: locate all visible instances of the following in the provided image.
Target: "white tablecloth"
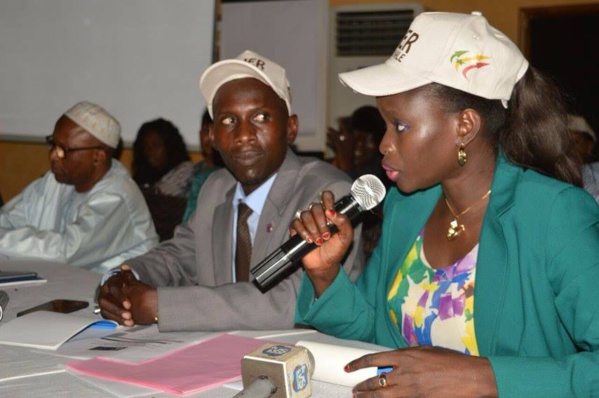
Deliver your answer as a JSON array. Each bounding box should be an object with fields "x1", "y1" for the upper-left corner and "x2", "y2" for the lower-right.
[{"x1": 0, "y1": 259, "x2": 383, "y2": 397}]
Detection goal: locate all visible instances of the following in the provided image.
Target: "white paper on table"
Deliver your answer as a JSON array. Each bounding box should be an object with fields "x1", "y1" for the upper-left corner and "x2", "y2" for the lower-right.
[
  {"x1": 52, "y1": 325, "x2": 219, "y2": 362},
  {"x1": 0, "y1": 311, "x2": 117, "y2": 350},
  {"x1": 296, "y1": 340, "x2": 386, "y2": 387}
]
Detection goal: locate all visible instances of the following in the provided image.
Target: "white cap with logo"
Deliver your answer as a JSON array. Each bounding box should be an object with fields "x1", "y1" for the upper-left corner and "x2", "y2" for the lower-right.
[
  {"x1": 339, "y1": 11, "x2": 529, "y2": 108},
  {"x1": 199, "y1": 50, "x2": 292, "y2": 117},
  {"x1": 64, "y1": 101, "x2": 121, "y2": 148}
]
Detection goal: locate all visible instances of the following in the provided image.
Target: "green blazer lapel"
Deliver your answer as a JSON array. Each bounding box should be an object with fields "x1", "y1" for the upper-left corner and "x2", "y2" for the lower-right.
[
  {"x1": 474, "y1": 154, "x2": 519, "y2": 356},
  {"x1": 213, "y1": 185, "x2": 236, "y2": 284}
]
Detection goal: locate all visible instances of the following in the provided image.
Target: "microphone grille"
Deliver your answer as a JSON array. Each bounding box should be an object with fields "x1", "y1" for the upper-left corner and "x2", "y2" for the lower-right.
[
  {"x1": 296, "y1": 345, "x2": 316, "y2": 377},
  {"x1": 350, "y1": 174, "x2": 387, "y2": 211}
]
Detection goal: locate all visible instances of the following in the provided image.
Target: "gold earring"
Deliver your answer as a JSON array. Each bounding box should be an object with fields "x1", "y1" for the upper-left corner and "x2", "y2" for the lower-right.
[{"x1": 457, "y1": 143, "x2": 467, "y2": 166}]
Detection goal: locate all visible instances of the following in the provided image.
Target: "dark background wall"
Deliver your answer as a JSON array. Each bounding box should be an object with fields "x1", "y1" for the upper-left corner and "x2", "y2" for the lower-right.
[{"x1": 525, "y1": 4, "x2": 599, "y2": 135}]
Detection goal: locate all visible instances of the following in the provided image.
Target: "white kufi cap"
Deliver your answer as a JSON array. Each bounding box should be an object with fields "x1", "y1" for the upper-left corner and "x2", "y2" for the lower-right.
[{"x1": 64, "y1": 101, "x2": 121, "y2": 148}]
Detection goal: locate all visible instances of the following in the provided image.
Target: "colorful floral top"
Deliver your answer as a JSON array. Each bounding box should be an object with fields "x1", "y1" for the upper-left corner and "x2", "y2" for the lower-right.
[{"x1": 387, "y1": 230, "x2": 479, "y2": 355}]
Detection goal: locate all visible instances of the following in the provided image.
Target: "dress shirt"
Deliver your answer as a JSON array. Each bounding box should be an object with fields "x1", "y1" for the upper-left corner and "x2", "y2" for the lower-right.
[{"x1": 231, "y1": 173, "x2": 277, "y2": 282}]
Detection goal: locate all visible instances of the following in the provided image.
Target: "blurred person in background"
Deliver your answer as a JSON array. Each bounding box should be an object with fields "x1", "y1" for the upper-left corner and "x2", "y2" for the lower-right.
[
  {"x1": 132, "y1": 118, "x2": 195, "y2": 198},
  {"x1": 182, "y1": 109, "x2": 222, "y2": 222},
  {"x1": 569, "y1": 114, "x2": 599, "y2": 202},
  {"x1": 132, "y1": 118, "x2": 195, "y2": 240},
  {"x1": 327, "y1": 105, "x2": 390, "y2": 260},
  {"x1": 327, "y1": 105, "x2": 388, "y2": 185}
]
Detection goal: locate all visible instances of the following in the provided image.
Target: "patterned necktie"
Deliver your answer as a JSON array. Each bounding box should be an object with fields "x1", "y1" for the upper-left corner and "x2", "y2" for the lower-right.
[{"x1": 235, "y1": 202, "x2": 253, "y2": 282}]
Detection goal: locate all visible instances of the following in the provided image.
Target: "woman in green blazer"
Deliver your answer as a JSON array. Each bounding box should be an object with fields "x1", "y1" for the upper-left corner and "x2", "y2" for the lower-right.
[{"x1": 292, "y1": 11, "x2": 599, "y2": 397}]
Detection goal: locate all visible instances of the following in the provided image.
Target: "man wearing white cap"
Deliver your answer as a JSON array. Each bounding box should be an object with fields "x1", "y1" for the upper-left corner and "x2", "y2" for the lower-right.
[
  {"x1": 98, "y1": 50, "x2": 364, "y2": 331},
  {"x1": 0, "y1": 101, "x2": 158, "y2": 273}
]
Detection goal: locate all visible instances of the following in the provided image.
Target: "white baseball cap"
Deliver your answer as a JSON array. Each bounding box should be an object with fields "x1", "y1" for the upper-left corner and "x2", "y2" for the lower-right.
[
  {"x1": 64, "y1": 101, "x2": 121, "y2": 148},
  {"x1": 199, "y1": 50, "x2": 292, "y2": 117},
  {"x1": 339, "y1": 12, "x2": 529, "y2": 108}
]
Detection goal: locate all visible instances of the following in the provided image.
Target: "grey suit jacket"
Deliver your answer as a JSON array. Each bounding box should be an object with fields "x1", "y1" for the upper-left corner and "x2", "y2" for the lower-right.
[{"x1": 126, "y1": 150, "x2": 365, "y2": 331}]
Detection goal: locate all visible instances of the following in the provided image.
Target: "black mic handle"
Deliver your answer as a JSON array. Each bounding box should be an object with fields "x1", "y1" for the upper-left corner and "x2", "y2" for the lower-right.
[
  {"x1": 285, "y1": 194, "x2": 365, "y2": 258},
  {"x1": 251, "y1": 196, "x2": 364, "y2": 291}
]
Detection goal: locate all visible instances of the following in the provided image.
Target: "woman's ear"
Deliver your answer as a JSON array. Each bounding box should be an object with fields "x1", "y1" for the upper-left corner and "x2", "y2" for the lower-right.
[{"x1": 456, "y1": 108, "x2": 482, "y2": 146}]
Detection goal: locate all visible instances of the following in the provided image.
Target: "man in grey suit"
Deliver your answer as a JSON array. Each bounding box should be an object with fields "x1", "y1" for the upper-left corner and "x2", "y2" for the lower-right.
[{"x1": 98, "y1": 50, "x2": 364, "y2": 331}]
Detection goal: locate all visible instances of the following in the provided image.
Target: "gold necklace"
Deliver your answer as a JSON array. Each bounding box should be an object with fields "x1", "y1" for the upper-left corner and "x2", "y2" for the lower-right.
[{"x1": 444, "y1": 189, "x2": 491, "y2": 241}]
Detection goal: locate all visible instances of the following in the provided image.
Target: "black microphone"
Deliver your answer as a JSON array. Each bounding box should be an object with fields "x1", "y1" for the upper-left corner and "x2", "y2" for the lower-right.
[{"x1": 251, "y1": 174, "x2": 386, "y2": 291}]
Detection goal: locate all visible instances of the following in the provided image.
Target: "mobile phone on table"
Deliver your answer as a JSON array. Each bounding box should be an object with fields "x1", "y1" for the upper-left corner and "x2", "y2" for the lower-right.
[
  {"x1": 16, "y1": 299, "x2": 89, "y2": 317},
  {"x1": 0, "y1": 270, "x2": 38, "y2": 283}
]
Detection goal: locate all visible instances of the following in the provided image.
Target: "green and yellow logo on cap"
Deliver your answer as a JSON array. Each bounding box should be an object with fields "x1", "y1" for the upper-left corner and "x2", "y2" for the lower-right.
[{"x1": 450, "y1": 51, "x2": 490, "y2": 79}]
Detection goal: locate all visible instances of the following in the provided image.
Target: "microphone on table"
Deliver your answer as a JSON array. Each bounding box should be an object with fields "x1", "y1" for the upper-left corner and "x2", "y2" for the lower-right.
[
  {"x1": 251, "y1": 174, "x2": 387, "y2": 292},
  {"x1": 233, "y1": 343, "x2": 315, "y2": 398}
]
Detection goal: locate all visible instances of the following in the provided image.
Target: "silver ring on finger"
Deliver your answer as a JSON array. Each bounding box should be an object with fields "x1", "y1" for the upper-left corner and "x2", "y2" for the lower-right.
[{"x1": 378, "y1": 373, "x2": 388, "y2": 388}]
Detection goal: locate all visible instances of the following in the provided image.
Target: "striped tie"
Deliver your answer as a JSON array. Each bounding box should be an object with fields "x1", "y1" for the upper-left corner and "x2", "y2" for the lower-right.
[{"x1": 235, "y1": 202, "x2": 252, "y2": 282}]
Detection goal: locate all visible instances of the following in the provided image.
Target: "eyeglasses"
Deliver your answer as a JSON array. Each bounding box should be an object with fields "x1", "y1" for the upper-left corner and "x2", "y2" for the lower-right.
[{"x1": 45, "y1": 135, "x2": 104, "y2": 159}]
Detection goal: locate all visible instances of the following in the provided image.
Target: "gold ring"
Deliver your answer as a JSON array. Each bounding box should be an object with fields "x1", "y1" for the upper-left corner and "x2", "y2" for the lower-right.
[
  {"x1": 308, "y1": 203, "x2": 315, "y2": 210},
  {"x1": 295, "y1": 210, "x2": 302, "y2": 219},
  {"x1": 378, "y1": 373, "x2": 388, "y2": 388}
]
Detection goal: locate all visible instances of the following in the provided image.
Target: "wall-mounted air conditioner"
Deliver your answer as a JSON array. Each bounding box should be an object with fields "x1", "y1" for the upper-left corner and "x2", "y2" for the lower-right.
[{"x1": 327, "y1": 3, "x2": 426, "y2": 127}]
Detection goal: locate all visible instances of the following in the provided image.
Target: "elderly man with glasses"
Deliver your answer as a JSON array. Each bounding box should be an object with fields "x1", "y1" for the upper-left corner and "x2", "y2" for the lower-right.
[{"x1": 0, "y1": 101, "x2": 158, "y2": 273}]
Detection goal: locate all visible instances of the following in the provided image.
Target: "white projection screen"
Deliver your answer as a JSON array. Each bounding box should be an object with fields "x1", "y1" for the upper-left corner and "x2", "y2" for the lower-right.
[{"x1": 0, "y1": 0, "x2": 216, "y2": 149}]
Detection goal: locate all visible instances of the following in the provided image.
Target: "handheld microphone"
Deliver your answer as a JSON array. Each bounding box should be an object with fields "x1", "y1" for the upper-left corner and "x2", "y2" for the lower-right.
[
  {"x1": 251, "y1": 174, "x2": 386, "y2": 291},
  {"x1": 234, "y1": 343, "x2": 315, "y2": 398}
]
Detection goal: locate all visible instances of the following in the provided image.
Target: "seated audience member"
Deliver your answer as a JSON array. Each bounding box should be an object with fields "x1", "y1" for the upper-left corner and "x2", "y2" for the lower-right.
[
  {"x1": 132, "y1": 118, "x2": 195, "y2": 197},
  {"x1": 293, "y1": 12, "x2": 599, "y2": 397},
  {"x1": 98, "y1": 50, "x2": 364, "y2": 332},
  {"x1": 327, "y1": 105, "x2": 388, "y2": 184},
  {"x1": 569, "y1": 114, "x2": 599, "y2": 202},
  {"x1": 328, "y1": 105, "x2": 389, "y2": 260},
  {"x1": 569, "y1": 114, "x2": 596, "y2": 164},
  {"x1": 0, "y1": 101, "x2": 158, "y2": 273},
  {"x1": 182, "y1": 109, "x2": 222, "y2": 223},
  {"x1": 133, "y1": 118, "x2": 195, "y2": 240}
]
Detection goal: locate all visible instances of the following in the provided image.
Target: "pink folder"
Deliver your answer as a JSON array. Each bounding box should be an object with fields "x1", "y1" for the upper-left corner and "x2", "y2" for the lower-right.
[{"x1": 66, "y1": 334, "x2": 270, "y2": 395}]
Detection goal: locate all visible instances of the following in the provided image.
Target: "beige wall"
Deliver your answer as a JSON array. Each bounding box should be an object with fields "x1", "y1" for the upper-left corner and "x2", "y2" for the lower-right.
[{"x1": 1, "y1": 142, "x2": 49, "y2": 203}]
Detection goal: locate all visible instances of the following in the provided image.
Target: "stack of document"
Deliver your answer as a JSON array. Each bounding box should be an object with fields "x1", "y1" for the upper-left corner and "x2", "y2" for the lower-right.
[{"x1": 66, "y1": 334, "x2": 270, "y2": 395}]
